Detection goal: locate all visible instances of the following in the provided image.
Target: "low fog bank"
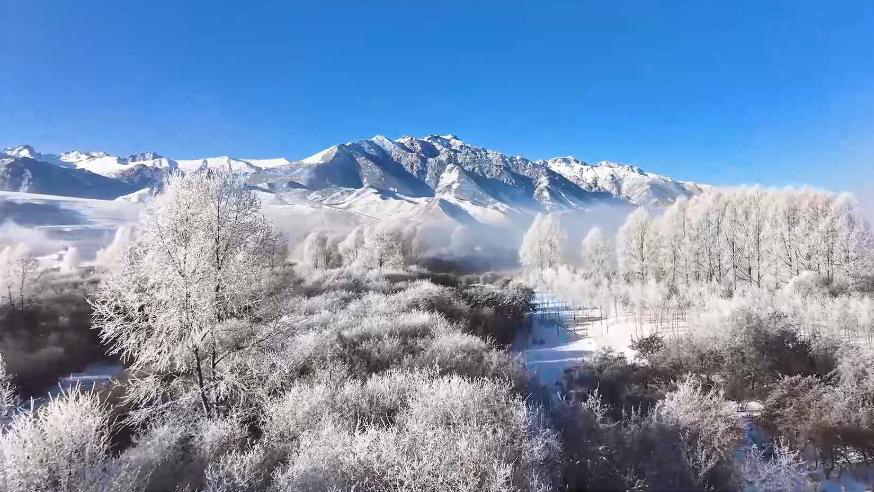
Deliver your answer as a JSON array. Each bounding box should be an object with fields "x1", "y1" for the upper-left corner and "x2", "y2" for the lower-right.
[{"x1": 0, "y1": 200, "x2": 84, "y2": 227}]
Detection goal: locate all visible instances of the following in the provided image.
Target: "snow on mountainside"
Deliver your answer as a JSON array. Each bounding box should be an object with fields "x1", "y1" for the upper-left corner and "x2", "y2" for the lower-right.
[
  {"x1": 176, "y1": 156, "x2": 260, "y2": 174},
  {"x1": 0, "y1": 157, "x2": 139, "y2": 199},
  {"x1": 0, "y1": 137, "x2": 703, "y2": 213},
  {"x1": 279, "y1": 134, "x2": 676, "y2": 209},
  {"x1": 545, "y1": 157, "x2": 707, "y2": 206}
]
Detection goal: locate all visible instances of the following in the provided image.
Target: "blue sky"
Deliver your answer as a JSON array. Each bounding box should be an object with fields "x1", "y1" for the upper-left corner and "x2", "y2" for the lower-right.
[{"x1": 1, "y1": 1, "x2": 873, "y2": 190}]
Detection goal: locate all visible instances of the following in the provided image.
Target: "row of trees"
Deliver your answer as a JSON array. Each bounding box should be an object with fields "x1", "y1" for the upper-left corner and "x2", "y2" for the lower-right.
[
  {"x1": 521, "y1": 187, "x2": 874, "y2": 291},
  {"x1": 299, "y1": 222, "x2": 419, "y2": 271},
  {"x1": 620, "y1": 188, "x2": 873, "y2": 288}
]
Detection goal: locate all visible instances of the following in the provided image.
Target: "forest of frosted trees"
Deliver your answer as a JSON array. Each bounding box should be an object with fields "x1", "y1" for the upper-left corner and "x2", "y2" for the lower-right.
[{"x1": 1, "y1": 173, "x2": 874, "y2": 490}]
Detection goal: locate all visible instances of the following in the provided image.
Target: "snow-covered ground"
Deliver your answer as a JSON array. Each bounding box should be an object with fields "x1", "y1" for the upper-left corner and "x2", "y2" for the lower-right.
[{"x1": 513, "y1": 291, "x2": 646, "y2": 389}]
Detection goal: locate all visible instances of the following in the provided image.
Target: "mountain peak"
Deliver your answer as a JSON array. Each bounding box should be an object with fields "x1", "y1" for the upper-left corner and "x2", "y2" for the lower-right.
[
  {"x1": 128, "y1": 152, "x2": 162, "y2": 162},
  {"x1": 4, "y1": 144, "x2": 38, "y2": 159}
]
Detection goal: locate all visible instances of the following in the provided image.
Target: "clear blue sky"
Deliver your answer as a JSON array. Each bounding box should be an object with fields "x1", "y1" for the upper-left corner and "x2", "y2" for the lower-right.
[{"x1": 2, "y1": 1, "x2": 873, "y2": 190}]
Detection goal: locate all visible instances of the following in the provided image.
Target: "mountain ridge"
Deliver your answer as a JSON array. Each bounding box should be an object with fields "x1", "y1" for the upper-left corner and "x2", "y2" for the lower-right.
[{"x1": 1, "y1": 136, "x2": 705, "y2": 212}]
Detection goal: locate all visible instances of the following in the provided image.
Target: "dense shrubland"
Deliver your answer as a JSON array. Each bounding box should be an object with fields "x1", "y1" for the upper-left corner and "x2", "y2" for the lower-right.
[{"x1": 0, "y1": 170, "x2": 559, "y2": 491}]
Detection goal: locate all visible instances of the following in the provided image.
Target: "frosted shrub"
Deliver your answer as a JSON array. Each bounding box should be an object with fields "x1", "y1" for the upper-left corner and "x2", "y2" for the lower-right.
[
  {"x1": 414, "y1": 331, "x2": 522, "y2": 380},
  {"x1": 0, "y1": 354, "x2": 15, "y2": 418},
  {"x1": 738, "y1": 441, "x2": 810, "y2": 491},
  {"x1": 758, "y1": 347, "x2": 874, "y2": 475},
  {"x1": 263, "y1": 370, "x2": 421, "y2": 452},
  {"x1": 272, "y1": 419, "x2": 383, "y2": 491},
  {"x1": 273, "y1": 374, "x2": 560, "y2": 492},
  {"x1": 653, "y1": 377, "x2": 743, "y2": 482},
  {"x1": 204, "y1": 444, "x2": 280, "y2": 492},
  {"x1": 0, "y1": 389, "x2": 111, "y2": 491},
  {"x1": 341, "y1": 310, "x2": 447, "y2": 343},
  {"x1": 262, "y1": 329, "x2": 345, "y2": 386},
  {"x1": 263, "y1": 380, "x2": 338, "y2": 445},
  {"x1": 283, "y1": 290, "x2": 354, "y2": 316},
  {"x1": 395, "y1": 375, "x2": 560, "y2": 490},
  {"x1": 109, "y1": 421, "x2": 188, "y2": 491},
  {"x1": 380, "y1": 280, "x2": 466, "y2": 319},
  {"x1": 195, "y1": 415, "x2": 248, "y2": 462},
  {"x1": 334, "y1": 371, "x2": 422, "y2": 427}
]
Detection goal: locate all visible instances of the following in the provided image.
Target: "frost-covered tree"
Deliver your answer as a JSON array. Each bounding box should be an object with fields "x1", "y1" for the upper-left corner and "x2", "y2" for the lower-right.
[
  {"x1": 833, "y1": 192, "x2": 874, "y2": 278},
  {"x1": 300, "y1": 230, "x2": 341, "y2": 269},
  {"x1": 337, "y1": 226, "x2": 366, "y2": 266},
  {"x1": 617, "y1": 207, "x2": 661, "y2": 282},
  {"x1": 735, "y1": 188, "x2": 768, "y2": 287},
  {"x1": 656, "y1": 198, "x2": 691, "y2": 287},
  {"x1": 643, "y1": 187, "x2": 873, "y2": 290},
  {"x1": 357, "y1": 223, "x2": 415, "y2": 270},
  {"x1": 0, "y1": 244, "x2": 41, "y2": 310},
  {"x1": 91, "y1": 169, "x2": 285, "y2": 419},
  {"x1": 519, "y1": 213, "x2": 565, "y2": 272},
  {"x1": 580, "y1": 227, "x2": 614, "y2": 280}
]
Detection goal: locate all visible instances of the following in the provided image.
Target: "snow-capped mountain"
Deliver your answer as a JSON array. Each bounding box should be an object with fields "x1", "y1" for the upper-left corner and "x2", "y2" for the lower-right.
[
  {"x1": 544, "y1": 157, "x2": 705, "y2": 206},
  {"x1": 0, "y1": 157, "x2": 139, "y2": 199},
  {"x1": 0, "y1": 137, "x2": 704, "y2": 216},
  {"x1": 0, "y1": 145, "x2": 175, "y2": 188},
  {"x1": 262, "y1": 134, "x2": 695, "y2": 209}
]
